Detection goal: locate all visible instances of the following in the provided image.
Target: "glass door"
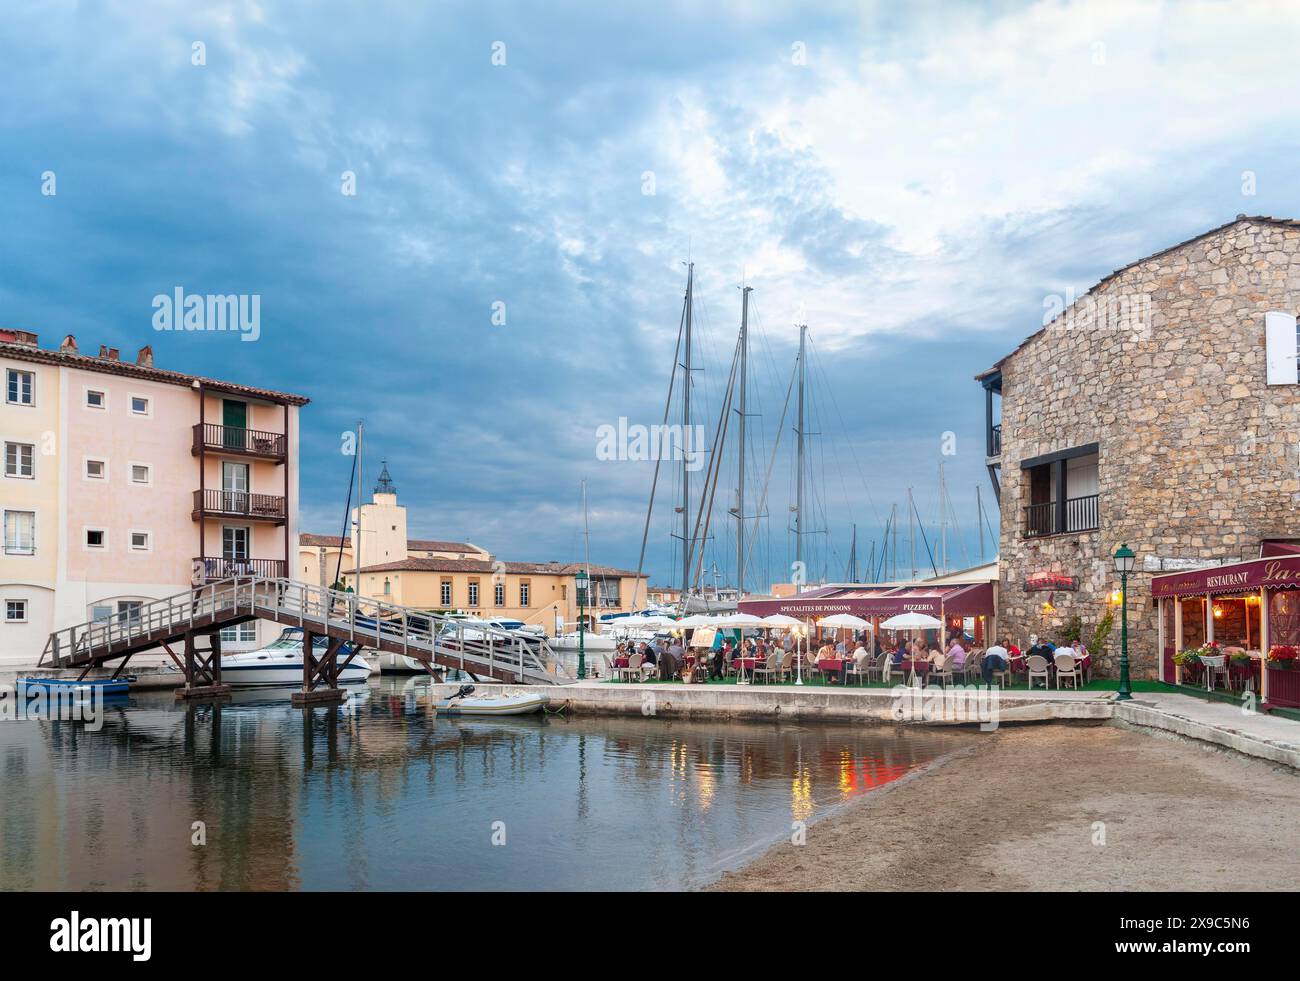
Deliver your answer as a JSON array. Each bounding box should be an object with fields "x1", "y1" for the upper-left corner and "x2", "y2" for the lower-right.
[
  {"x1": 223, "y1": 526, "x2": 250, "y2": 576},
  {"x1": 222, "y1": 461, "x2": 249, "y2": 514}
]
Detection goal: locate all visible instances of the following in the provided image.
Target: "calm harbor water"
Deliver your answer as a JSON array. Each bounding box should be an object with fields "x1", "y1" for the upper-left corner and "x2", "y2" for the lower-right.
[{"x1": 0, "y1": 677, "x2": 967, "y2": 891}]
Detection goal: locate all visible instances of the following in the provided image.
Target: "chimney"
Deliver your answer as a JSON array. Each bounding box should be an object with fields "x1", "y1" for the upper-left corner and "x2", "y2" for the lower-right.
[
  {"x1": 60, "y1": 334, "x2": 78, "y2": 354},
  {"x1": 136, "y1": 345, "x2": 153, "y2": 367},
  {"x1": 98, "y1": 345, "x2": 120, "y2": 361},
  {"x1": 0, "y1": 329, "x2": 38, "y2": 346}
]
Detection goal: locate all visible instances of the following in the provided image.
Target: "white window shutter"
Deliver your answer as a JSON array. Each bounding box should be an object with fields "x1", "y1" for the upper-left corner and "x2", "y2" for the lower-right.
[{"x1": 1265, "y1": 311, "x2": 1298, "y2": 385}]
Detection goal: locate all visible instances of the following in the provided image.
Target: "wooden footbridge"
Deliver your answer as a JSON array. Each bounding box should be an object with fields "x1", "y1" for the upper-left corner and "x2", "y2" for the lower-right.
[{"x1": 41, "y1": 576, "x2": 575, "y2": 701}]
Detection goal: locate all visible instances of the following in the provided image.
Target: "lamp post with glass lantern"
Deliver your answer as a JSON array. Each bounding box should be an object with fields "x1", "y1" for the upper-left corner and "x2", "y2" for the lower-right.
[
  {"x1": 576, "y1": 569, "x2": 589, "y2": 680},
  {"x1": 1113, "y1": 544, "x2": 1135, "y2": 701}
]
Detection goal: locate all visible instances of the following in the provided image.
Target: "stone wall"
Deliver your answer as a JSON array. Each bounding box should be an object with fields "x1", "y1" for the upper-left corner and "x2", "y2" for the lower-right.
[{"x1": 994, "y1": 217, "x2": 1300, "y2": 677}]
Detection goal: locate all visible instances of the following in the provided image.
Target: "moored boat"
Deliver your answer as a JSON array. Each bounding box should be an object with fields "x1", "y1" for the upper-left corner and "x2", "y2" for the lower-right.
[
  {"x1": 435, "y1": 685, "x2": 548, "y2": 716},
  {"x1": 166, "y1": 628, "x2": 373, "y2": 687},
  {"x1": 20, "y1": 677, "x2": 132, "y2": 697}
]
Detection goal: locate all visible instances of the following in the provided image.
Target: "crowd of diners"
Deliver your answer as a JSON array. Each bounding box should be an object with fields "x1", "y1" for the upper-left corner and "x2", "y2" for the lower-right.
[{"x1": 606, "y1": 626, "x2": 1092, "y2": 689}]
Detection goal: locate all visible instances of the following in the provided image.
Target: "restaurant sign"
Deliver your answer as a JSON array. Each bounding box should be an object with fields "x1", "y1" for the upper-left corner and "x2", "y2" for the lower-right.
[
  {"x1": 1024, "y1": 572, "x2": 1078, "y2": 592},
  {"x1": 1151, "y1": 555, "x2": 1300, "y2": 599}
]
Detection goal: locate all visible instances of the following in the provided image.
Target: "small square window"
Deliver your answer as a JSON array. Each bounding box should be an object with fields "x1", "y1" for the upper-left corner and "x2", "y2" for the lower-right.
[
  {"x1": 4, "y1": 599, "x2": 27, "y2": 623},
  {"x1": 6, "y1": 369, "x2": 34, "y2": 406},
  {"x1": 86, "y1": 390, "x2": 106, "y2": 409},
  {"x1": 130, "y1": 531, "x2": 149, "y2": 550},
  {"x1": 4, "y1": 442, "x2": 34, "y2": 478},
  {"x1": 131, "y1": 396, "x2": 149, "y2": 415},
  {"x1": 86, "y1": 529, "x2": 105, "y2": 548},
  {"x1": 131, "y1": 464, "x2": 150, "y2": 484},
  {"x1": 86, "y1": 459, "x2": 106, "y2": 480}
]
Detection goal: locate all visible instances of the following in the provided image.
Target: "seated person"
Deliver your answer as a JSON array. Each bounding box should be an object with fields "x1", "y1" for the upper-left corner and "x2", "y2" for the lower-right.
[
  {"x1": 893, "y1": 639, "x2": 908, "y2": 664},
  {"x1": 853, "y1": 642, "x2": 870, "y2": 671},
  {"x1": 982, "y1": 642, "x2": 1009, "y2": 684},
  {"x1": 947, "y1": 639, "x2": 967, "y2": 670}
]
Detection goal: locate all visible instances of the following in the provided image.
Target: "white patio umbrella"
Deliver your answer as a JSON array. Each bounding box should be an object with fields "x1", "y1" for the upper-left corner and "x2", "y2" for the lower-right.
[
  {"x1": 880, "y1": 613, "x2": 943, "y2": 631},
  {"x1": 761, "y1": 614, "x2": 803, "y2": 627},
  {"x1": 817, "y1": 614, "x2": 870, "y2": 629},
  {"x1": 719, "y1": 612, "x2": 765, "y2": 627},
  {"x1": 676, "y1": 614, "x2": 715, "y2": 628},
  {"x1": 881, "y1": 613, "x2": 943, "y2": 684}
]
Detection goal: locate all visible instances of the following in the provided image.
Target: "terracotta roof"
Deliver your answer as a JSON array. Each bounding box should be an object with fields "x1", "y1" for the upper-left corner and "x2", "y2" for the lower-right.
[
  {"x1": 300, "y1": 533, "x2": 348, "y2": 548},
  {"x1": 350, "y1": 558, "x2": 646, "y2": 577},
  {"x1": 407, "y1": 538, "x2": 482, "y2": 553},
  {"x1": 300, "y1": 533, "x2": 484, "y2": 553},
  {"x1": 974, "y1": 215, "x2": 1300, "y2": 380},
  {"x1": 0, "y1": 337, "x2": 309, "y2": 405}
]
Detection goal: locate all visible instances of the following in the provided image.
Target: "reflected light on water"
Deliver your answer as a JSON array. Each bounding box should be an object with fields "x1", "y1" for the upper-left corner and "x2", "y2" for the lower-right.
[{"x1": 0, "y1": 678, "x2": 968, "y2": 891}]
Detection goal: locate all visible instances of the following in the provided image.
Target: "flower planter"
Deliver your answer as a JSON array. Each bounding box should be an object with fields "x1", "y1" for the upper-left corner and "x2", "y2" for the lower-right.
[{"x1": 1267, "y1": 666, "x2": 1300, "y2": 709}]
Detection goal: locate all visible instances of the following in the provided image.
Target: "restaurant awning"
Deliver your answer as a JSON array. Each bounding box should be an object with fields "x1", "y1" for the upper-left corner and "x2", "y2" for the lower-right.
[
  {"x1": 1150, "y1": 554, "x2": 1300, "y2": 599},
  {"x1": 738, "y1": 581, "x2": 995, "y2": 620}
]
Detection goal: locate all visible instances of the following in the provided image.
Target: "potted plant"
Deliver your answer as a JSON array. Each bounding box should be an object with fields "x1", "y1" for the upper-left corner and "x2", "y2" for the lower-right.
[{"x1": 1267, "y1": 645, "x2": 1298, "y2": 670}]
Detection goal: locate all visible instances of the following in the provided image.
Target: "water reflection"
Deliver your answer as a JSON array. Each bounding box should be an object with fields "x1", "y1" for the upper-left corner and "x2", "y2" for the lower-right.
[{"x1": 0, "y1": 678, "x2": 967, "y2": 891}]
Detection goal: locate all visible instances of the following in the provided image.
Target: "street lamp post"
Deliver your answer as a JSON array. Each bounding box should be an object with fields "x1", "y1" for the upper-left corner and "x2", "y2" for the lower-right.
[
  {"x1": 1113, "y1": 543, "x2": 1135, "y2": 701},
  {"x1": 576, "y1": 570, "x2": 589, "y2": 680}
]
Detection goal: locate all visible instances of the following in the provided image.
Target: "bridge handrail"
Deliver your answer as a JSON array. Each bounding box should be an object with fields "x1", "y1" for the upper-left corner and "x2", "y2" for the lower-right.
[{"x1": 41, "y1": 575, "x2": 573, "y2": 683}]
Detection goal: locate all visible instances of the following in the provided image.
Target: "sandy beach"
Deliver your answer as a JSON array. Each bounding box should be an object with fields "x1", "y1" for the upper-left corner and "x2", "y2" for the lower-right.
[{"x1": 709, "y1": 722, "x2": 1300, "y2": 891}]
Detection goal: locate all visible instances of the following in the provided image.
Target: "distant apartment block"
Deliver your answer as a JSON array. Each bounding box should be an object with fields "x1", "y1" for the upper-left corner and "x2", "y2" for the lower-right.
[{"x1": 0, "y1": 329, "x2": 308, "y2": 663}]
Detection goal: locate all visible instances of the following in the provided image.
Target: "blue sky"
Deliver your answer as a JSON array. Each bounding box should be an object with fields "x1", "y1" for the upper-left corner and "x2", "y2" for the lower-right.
[{"x1": 3, "y1": 1, "x2": 1300, "y2": 590}]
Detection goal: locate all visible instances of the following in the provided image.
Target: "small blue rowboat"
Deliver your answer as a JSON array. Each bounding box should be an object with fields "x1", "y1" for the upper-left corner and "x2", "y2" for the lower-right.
[{"x1": 20, "y1": 677, "x2": 133, "y2": 697}]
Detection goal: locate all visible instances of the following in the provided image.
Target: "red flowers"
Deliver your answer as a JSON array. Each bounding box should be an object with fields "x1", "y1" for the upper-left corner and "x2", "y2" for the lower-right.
[{"x1": 1267, "y1": 645, "x2": 1298, "y2": 669}]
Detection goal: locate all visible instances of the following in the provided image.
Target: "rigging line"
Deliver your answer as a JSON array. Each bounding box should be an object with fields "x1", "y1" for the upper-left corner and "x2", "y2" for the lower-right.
[
  {"x1": 631, "y1": 289, "x2": 688, "y2": 608},
  {"x1": 909, "y1": 492, "x2": 939, "y2": 577},
  {"x1": 981, "y1": 491, "x2": 999, "y2": 551},
  {"x1": 687, "y1": 333, "x2": 741, "y2": 597},
  {"x1": 331, "y1": 445, "x2": 360, "y2": 590},
  {"x1": 946, "y1": 481, "x2": 971, "y2": 569},
  {"x1": 805, "y1": 332, "x2": 886, "y2": 529}
]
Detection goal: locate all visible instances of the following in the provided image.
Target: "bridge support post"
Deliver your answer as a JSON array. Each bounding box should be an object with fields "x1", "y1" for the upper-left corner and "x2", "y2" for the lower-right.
[
  {"x1": 291, "y1": 629, "x2": 345, "y2": 705},
  {"x1": 175, "y1": 628, "x2": 232, "y2": 701}
]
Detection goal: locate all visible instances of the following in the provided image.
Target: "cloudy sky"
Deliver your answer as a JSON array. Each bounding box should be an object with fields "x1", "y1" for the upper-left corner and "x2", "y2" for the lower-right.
[{"x1": 3, "y1": 0, "x2": 1299, "y2": 590}]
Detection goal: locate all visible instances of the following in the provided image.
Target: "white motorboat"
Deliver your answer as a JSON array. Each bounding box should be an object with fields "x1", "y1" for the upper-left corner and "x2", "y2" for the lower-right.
[
  {"x1": 192, "y1": 628, "x2": 373, "y2": 687},
  {"x1": 435, "y1": 685, "x2": 548, "y2": 716}
]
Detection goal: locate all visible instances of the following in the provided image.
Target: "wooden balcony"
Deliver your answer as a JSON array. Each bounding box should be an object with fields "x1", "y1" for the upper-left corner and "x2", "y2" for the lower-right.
[
  {"x1": 193, "y1": 489, "x2": 287, "y2": 524},
  {"x1": 192, "y1": 423, "x2": 287, "y2": 462},
  {"x1": 193, "y1": 556, "x2": 288, "y2": 581},
  {"x1": 1023, "y1": 494, "x2": 1099, "y2": 538}
]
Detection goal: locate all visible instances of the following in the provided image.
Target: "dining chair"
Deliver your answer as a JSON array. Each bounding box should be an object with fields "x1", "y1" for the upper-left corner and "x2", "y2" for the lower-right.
[
  {"x1": 1053, "y1": 652, "x2": 1080, "y2": 690},
  {"x1": 1026, "y1": 654, "x2": 1050, "y2": 690}
]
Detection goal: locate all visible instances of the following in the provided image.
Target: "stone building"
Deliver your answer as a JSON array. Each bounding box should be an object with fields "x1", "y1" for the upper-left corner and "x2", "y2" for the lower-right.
[{"x1": 976, "y1": 215, "x2": 1300, "y2": 677}]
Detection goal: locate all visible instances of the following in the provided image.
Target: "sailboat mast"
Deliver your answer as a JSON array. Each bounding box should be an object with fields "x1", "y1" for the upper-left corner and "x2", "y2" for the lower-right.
[
  {"x1": 736, "y1": 285, "x2": 751, "y2": 598},
  {"x1": 681, "y1": 262, "x2": 694, "y2": 604},
  {"x1": 908, "y1": 487, "x2": 917, "y2": 581},
  {"x1": 795, "y1": 323, "x2": 807, "y2": 590},
  {"x1": 939, "y1": 462, "x2": 948, "y2": 575},
  {"x1": 354, "y1": 419, "x2": 364, "y2": 587}
]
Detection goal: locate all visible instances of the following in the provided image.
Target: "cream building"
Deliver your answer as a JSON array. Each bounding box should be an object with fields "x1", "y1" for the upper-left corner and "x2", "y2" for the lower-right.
[{"x1": 301, "y1": 467, "x2": 646, "y2": 635}]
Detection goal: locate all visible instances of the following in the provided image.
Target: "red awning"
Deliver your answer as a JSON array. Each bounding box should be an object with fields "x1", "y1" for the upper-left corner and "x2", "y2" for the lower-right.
[
  {"x1": 739, "y1": 581, "x2": 995, "y2": 619},
  {"x1": 1151, "y1": 554, "x2": 1300, "y2": 599},
  {"x1": 1261, "y1": 540, "x2": 1300, "y2": 557}
]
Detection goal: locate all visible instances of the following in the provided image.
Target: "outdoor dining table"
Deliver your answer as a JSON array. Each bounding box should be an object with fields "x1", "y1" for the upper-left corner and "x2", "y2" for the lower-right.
[
  {"x1": 817, "y1": 658, "x2": 848, "y2": 683},
  {"x1": 897, "y1": 659, "x2": 931, "y2": 682}
]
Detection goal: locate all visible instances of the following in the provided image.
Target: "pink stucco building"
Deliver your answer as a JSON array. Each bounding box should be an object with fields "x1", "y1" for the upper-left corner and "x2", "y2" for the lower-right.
[{"x1": 1, "y1": 329, "x2": 307, "y2": 664}]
